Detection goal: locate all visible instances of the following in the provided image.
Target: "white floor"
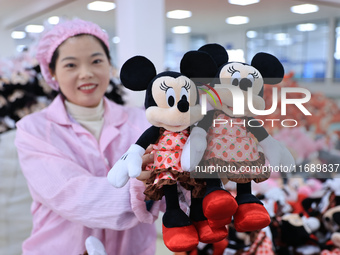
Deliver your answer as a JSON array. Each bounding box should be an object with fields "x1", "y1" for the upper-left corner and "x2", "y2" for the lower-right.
[
  {"x1": 156, "y1": 235, "x2": 173, "y2": 255},
  {"x1": 154, "y1": 214, "x2": 173, "y2": 255}
]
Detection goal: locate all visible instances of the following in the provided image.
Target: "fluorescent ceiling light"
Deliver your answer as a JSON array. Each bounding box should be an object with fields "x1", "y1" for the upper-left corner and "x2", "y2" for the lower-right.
[
  {"x1": 274, "y1": 33, "x2": 292, "y2": 45},
  {"x1": 172, "y1": 26, "x2": 191, "y2": 34},
  {"x1": 296, "y1": 23, "x2": 317, "y2": 32},
  {"x1": 291, "y1": 4, "x2": 319, "y2": 14},
  {"x1": 48, "y1": 16, "x2": 60, "y2": 25},
  {"x1": 87, "y1": 1, "x2": 116, "y2": 12},
  {"x1": 25, "y1": 25, "x2": 44, "y2": 33},
  {"x1": 277, "y1": 38, "x2": 293, "y2": 46},
  {"x1": 226, "y1": 16, "x2": 249, "y2": 25},
  {"x1": 167, "y1": 10, "x2": 192, "y2": 19},
  {"x1": 275, "y1": 33, "x2": 288, "y2": 41},
  {"x1": 228, "y1": 0, "x2": 260, "y2": 6},
  {"x1": 11, "y1": 31, "x2": 26, "y2": 39},
  {"x1": 112, "y1": 36, "x2": 120, "y2": 44},
  {"x1": 246, "y1": 30, "x2": 257, "y2": 38}
]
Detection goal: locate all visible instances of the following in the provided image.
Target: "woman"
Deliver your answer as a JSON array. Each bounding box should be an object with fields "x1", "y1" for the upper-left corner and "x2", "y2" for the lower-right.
[{"x1": 15, "y1": 19, "x2": 162, "y2": 255}]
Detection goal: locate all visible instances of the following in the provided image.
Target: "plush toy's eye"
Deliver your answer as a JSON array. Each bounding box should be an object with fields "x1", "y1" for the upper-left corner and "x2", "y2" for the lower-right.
[
  {"x1": 180, "y1": 87, "x2": 188, "y2": 102},
  {"x1": 247, "y1": 74, "x2": 255, "y2": 84},
  {"x1": 166, "y1": 87, "x2": 176, "y2": 107},
  {"x1": 231, "y1": 72, "x2": 241, "y2": 86}
]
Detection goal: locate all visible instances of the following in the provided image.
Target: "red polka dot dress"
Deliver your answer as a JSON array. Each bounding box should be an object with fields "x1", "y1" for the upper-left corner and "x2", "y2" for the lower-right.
[
  {"x1": 244, "y1": 230, "x2": 274, "y2": 255},
  {"x1": 202, "y1": 111, "x2": 269, "y2": 183},
  {"x1": 144, "y1": 128, "x2": 205, "y2": 200},
  {"x1": 146, "y1": 129, "x2": 187, "y2": 173}
]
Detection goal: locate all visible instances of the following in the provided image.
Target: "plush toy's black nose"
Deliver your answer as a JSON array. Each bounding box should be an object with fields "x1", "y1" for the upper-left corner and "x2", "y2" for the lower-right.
[
  {"x1": 239, "y1": 78, "x2": 252, "y2": 91},
  {"x1": 177, "y1": 99, "x2": 189, "y2": 112}
]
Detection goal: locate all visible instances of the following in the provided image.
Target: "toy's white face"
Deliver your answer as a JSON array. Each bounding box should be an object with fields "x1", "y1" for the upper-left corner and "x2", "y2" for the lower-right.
[
  {"x1": 208, "y1": 62, "x2": 265, "y2": 117},
  {"x1": 146, "y1": 75, "x2": 203, "y2": 132}
]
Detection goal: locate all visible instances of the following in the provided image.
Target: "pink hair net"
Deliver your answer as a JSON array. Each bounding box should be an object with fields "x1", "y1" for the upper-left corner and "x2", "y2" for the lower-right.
[{"x1": 36, "y1": 19, "x2": 109, "y2": 90}]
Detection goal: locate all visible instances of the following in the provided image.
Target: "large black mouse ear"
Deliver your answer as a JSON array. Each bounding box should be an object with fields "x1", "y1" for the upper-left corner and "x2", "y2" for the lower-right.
[
  {"x1": 180, "y1": 50, "x2": 218, "y2": 80},
  {"x1": 198, "y1": 43, "x2": 229, "y2": 68},
  {"x1": 120, "y1": 56, "x2": 156, "y2": 91},
  {"x1": 251, "y1": 52, "x2": 284, "y2": 85}
]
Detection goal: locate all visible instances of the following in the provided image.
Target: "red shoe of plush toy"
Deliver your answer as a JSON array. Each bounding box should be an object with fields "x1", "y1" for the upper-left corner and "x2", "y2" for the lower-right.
[
  {"x1": 162, "y1": 224, "x2": 199, "y2": 252},
  {"x1": 207, "y1": 218, "x2": 231, "y2": 231},
  {"x1": 203, "y1": 190, "x2": 238, "y2": 229},
  {"x1": 233, "y1": 203, "x2": 271, "y2": 232},
  {"x1": 193, "y1": 220, "x2": 228, "y2": 243}
]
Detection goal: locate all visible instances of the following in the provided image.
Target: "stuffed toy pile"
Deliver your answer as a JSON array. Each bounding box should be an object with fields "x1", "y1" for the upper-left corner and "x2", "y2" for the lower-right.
[{"x1": 0, "y1": 65, "x2": 55, "y2": 133}]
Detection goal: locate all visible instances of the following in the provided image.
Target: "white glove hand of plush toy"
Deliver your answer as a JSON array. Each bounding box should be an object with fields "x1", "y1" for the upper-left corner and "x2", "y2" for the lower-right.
[
  {"x1": 259, "y1": 135, "x2": 295, "y2": 169},
  {"x1": 325, "y1": 178, "x2": 340, "y2": 196},
  {"x1": 107, "y1": 144, "x2": 145, "y2": 188},
  {"x1": 85, "y1": 236, "x2": 108, "y2": 255},
  {"x1": 181, "y1": 126, "x2": 207, "y2": 172}
]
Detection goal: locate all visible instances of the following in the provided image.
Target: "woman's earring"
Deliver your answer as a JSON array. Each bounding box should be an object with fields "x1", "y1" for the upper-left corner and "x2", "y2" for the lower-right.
[{"x1": 52, "y1": 77, "x2": 56, "y2": 81}]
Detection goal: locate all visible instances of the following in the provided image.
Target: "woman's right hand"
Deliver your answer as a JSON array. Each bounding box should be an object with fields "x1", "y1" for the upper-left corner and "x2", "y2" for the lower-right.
[{"x1": 137, "y1": 145, "x2": 154, "y2": 182}]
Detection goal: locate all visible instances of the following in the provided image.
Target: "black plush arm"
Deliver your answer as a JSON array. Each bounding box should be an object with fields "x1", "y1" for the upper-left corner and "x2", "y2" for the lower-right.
[
  {"x1": 197, "y1": 110, "x2": 215, "y2": 131},
  {"x1": 247, "y1": 117, "x2": 269, "y2": 142},
  {"x1": 136, "y1": 126, "x2": 161, "y2": 149}
]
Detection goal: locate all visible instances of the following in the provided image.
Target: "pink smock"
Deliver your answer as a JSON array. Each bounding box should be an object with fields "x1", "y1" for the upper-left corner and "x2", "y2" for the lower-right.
[{"x1": 15, "y1": 95, "x2": 163, "y2": 255}]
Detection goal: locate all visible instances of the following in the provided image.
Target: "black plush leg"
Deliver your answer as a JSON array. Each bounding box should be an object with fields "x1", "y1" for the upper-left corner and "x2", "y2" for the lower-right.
[
  {"x1": 190, "y1": 196, "x2": 206, "y2": 222},
  {"x1": 162, "y1": 184, "x2": 191, "y2": 228},
  {"x1": 235, "y1": 182, "x2": 262, "y2": 205},
  {"x1": 205, "y1": 172, "x2": 224, "y2": 196},
  {"x1": 162, "y1": 184, "x2": 199, "y2": 252}
]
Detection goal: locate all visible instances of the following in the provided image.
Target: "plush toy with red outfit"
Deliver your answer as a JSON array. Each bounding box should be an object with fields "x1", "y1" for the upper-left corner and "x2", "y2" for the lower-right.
[
  {"x1": 107, "y1": 51, "x2": 230, "y2": 252},
  {"x1": 322, "y1": 206, "x2": 340, "y2": 254},
  {"x1": 187, "y1": 43, "x2": 295, "y2": 233},
  {"x1": 279, "y1": 213, "x2": 320, "y2": 254}
]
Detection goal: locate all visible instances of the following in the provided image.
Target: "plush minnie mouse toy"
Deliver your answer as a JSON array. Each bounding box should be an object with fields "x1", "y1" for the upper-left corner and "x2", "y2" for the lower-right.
[
  {"x1": 107, "y1": 51, "x2": 228, "y2": 252},
  {"x1": 187, "y1": 43, "x2": 295, "y2": 233}
]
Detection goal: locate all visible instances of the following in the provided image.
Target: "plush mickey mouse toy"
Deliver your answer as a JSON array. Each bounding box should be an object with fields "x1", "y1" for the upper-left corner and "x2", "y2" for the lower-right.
[
  {"x1": 322, "y1": 205, "x2": 340, "y2": 251},
  {"x1": 280, "y1": 213, "x2": 320, "y2": 253},
  {"x1": 107, "y1": 51, "x2": 229, "y2": 252},
  {"x1": 187, "y1": 43, "x2": 295, "y2": 234}
]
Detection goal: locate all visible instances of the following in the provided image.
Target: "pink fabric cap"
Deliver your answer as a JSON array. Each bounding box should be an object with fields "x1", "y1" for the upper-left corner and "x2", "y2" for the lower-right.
[{"x1": 36, "y1": 19, "x2": 110, "y2": 90}]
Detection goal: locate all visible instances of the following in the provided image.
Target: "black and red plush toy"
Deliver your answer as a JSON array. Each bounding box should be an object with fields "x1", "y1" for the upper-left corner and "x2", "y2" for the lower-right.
[
  {"x1": 107, "y1": 51, "x2": 230, "y2": 252},
  {"x1": 188, "y1": 43, "x2": 295, "y2": 233}
]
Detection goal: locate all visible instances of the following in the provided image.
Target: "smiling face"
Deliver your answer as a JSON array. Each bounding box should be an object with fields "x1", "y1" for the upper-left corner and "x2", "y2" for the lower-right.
[
  {"x1": 208, "y1": 62, "x2": 265, "y2": 117},
  {"x1": 145, "y1": 75, "x2": 202, "y2": 132},
  {"x1": 52, "y1": 35, "x2": 111, "y2": 107}
]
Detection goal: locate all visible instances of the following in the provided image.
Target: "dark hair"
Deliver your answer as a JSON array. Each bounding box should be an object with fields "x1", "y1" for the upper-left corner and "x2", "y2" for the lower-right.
[{"x1": 48, "y1": 33, "x2": 111, "y2": 75}]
